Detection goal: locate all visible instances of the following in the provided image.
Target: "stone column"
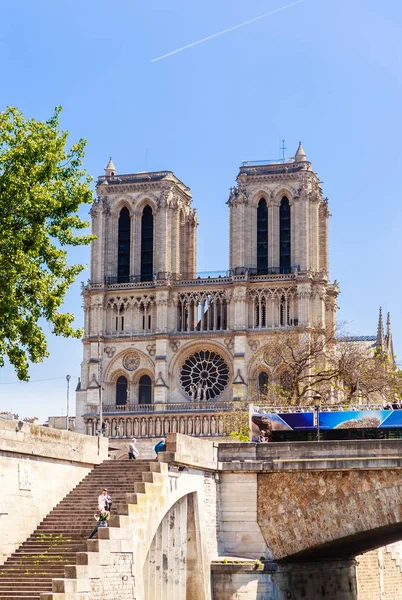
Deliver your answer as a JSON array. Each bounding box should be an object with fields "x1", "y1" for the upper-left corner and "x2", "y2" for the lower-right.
[
  {"x1": 232, "y1": 335, "x2": 247, "y2": 400},
  {"x1": 90, "y1": 205, "x2": 104, "y2": 282},
  {"x1": 188, "y1": 217, "x2": 197, "y2": 277},
  {"x1": 298, "y1": 195, "x2": 310, "y2": 272},
  {"x1": 170, "y1": 208, "x2": 180, "y2": 275},
  {"x1": 232, "y1": 285, "x2": 247, "y2": 331},
  {"x1": 154, "y1": 338, "x2": 169, "y2": 404},
  {"x1": 297, "y1": 282, "x2": 312, "y2": 326},
  {"x1": 155, "y1": 205, "x2": 168, "y2": 274},
  {"x1": 319, "y1": 202, "x2": 329, "y2": 272},
  {"x1": 309, "y1": 199, "x2": 320, "y2": 272}
]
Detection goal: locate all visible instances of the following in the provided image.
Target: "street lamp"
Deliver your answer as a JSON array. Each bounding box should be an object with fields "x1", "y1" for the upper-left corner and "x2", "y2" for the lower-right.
[
  {"x1": 313, "y1": 393, "x2": 321, "y2": 442},
  {"x1": 66, "y1": 375, "x2": 71, "y2": 430}
]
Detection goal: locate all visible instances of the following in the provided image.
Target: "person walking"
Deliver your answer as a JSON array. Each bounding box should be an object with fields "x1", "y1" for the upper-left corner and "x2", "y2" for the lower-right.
[
  {"x1": 154, "y1": 437, "x2": 166, "y2": 457},
  {"x1": 128, "y1": 438, "x2": 139, "y2": 459}
]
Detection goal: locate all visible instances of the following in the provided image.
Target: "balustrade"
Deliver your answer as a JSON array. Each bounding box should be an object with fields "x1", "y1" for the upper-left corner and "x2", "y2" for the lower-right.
[{"x1": 85, "y1": 412, "x2": 227, "y2": 438}]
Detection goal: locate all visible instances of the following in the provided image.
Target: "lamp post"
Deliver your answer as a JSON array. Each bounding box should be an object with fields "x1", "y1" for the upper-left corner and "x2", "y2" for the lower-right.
[
  {"x1": 97, "y1": 336, "x2": 103, "y2": 436},
  {"x1": 66, "y1": 375, "x2": 71, "y2": 430},
  {"x1": 313, "y1": 393, "x2": 322, "y2": 441}
]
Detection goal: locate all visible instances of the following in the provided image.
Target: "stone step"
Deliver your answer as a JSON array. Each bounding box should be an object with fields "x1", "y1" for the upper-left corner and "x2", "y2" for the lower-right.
[{"x1": 0, "y1": 459, "x2": 153, "y2": 596}]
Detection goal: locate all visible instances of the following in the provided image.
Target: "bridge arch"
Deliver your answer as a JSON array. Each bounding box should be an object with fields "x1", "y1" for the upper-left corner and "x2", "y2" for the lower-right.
[{"x1": 131, "y1": 465, "x2": 211, "y2": 600}]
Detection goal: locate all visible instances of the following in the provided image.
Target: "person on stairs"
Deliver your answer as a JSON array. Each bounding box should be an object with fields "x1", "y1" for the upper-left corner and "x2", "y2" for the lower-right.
[
  {"x1": 88, "y1": 488, "x2": 113, "y2": 539},
  {"x1": 128, "y1": 438, "x2": 139, "y2": 459},
  {"x1": 88, "y1": 509, "x2": 110, "y2": 539},
  {"x1": 98, "y1": 487, "x2": 113, "y2": 512},
  {"x1": 154, "y1": 437, "x2": 166, "y2": 458}
]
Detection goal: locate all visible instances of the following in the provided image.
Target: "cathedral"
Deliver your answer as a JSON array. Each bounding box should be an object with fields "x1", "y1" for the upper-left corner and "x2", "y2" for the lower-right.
[{"x1": 75, "y1": 143, "x2": 384, "y2": 438}]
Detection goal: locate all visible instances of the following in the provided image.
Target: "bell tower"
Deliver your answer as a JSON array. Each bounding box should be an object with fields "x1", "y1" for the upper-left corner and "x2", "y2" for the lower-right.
[
  {"x1": 90, "y1": 160, "x2": 198, "y2": 285},
  {"x1": 228, "y1": 142, "x2": 329, "y2": 277}
]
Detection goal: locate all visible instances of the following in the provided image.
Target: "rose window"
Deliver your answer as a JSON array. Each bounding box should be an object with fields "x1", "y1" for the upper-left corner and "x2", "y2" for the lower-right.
[{"x1": 180, "y1": 350, "x2": 229, "y2": 401}]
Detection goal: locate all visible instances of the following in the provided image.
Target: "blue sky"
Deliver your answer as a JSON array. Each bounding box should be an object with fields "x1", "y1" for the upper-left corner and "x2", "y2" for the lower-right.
[{"x1": 1, "y1": 0, "x2": 401, "y2": 421}]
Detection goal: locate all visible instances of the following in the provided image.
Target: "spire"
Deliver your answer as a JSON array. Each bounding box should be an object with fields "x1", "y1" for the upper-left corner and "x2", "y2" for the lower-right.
[
  {"x1": 294, "y1": 141, "x2": 308, "y2": 162},
  {"x1": 385, "y1": 312, "x2": 395, "y2": 366},
  {"x1": 105, "y1": 157, "x2": 116, "y2": 177},
  {"x1": 376, "y1": 307, "x2": 385, "y2": 350}
]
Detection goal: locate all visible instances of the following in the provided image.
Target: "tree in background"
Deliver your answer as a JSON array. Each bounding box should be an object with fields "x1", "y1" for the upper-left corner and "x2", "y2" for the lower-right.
[
  {"x1": 0, "y1": 107, "x2": 93, "y2": 380},
  {"x1": 258, "y1": 327, "x2": 402, "y2": 406}
]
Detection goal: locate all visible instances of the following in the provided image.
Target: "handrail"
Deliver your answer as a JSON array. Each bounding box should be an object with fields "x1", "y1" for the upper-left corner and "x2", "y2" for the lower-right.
[{"x1": 85, "y1": 401, "x2": 392, "y2": 416}]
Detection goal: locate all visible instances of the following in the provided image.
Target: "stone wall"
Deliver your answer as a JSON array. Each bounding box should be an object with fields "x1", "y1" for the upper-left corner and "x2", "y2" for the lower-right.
[
  {"x1": 257, "y1": 470, "x2": 402, "y2": 560},
  {"x1": 88, "y1": 553, "x2": 135, "y2": 600},
  {"x1": 212, "y1": 560, "x2": 358, "y2": 600},
  {"x1": 219, "y1": 473, "x2": 269, "y2": 559},
  {"x1": 356, "y1": 545, "x2": 402, "y2": 600},
  {"x1": 203, "y1": 471, "x2": 219, "y2": 559},
  {"x1": 0, "y1": 418, "x2": 108, "y2": 564}
]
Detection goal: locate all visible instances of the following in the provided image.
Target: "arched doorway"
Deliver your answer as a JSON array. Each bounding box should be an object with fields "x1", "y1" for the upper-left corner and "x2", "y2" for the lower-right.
[
  {"x1": 139, "y1": 374, "x2": 152, "y2": 405},
  {"x1": 116, "y1": 375, "x2": 128, "y2": 405}
]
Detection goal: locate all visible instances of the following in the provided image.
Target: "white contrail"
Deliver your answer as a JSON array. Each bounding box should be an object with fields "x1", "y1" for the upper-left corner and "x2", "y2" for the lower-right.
[{"x1": 151, "y1": 0, "x2": 304, "y2": 62}]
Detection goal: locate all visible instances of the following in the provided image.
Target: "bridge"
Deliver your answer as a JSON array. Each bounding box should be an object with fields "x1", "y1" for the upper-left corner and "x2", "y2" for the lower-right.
[{"x1": 2, "y1": 421, "x2": 402, "y2": 600}]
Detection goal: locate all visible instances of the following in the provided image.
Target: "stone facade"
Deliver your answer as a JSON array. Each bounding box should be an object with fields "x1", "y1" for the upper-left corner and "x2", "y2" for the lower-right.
[{"x1": 76, "y1": 144, "x2": 339, "y2": 435}]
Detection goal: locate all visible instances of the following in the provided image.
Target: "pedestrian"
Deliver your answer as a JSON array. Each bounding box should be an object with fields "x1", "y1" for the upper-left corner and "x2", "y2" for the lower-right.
[
  {"x1": 128, "y1": 438, "x2": 139, "y2": 460},
  {"x1": 154, "y1": 437, "x2": 166, "y2": 457},
  {"x1": 98, "y1": 488, "x2": 113, "y2": 512},
  {"x1": 88, "y1": 509, "x2": 110, "y2": 540}
]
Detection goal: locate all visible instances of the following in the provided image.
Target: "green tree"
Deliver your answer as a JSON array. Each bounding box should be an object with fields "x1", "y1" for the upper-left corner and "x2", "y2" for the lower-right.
[{"x1": 0, "y1": 107, "x2": 94, "y2": 380}]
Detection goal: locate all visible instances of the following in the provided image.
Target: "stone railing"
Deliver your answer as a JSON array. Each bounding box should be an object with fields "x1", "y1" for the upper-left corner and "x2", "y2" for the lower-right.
[
  {"x1": 86, "y1": 400, "x2": 239, "y2": 415},
  {"x1": 85, "y1": 411, "x2": 228, "y2": 438}
]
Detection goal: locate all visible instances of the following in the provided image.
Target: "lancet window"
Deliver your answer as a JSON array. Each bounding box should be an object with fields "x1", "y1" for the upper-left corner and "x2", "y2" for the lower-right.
[
  {"x1": 138, "y1": 374, "x2": 152, "y2": 405},
  {"x1": 257, "y1": 198, "x2": 268, "y2": 274},
  {"x1": 106, "y1": 295, "x2": 156, "y2": 335},
  {"x1": 117, "y1": 207, "x2": 130, "y2": 283},
  {"x1": 280, "y1": 197, "x2": 291, "y2": 274},
  {"x1": 248, "y1": 288, "x2": 297, "y2": 329},
  {"x1": 258, "y1": 371, "x2": 270, "y2": 396},
  {"x1": 116, "y1": 375, "x2": 128, "y2": 405},
  {"x1": 141, "y1": 205, "x2": 153, "y2": 282},
  {"x1": 177, "y1": 291, "x2": 228, "y2": 332}
]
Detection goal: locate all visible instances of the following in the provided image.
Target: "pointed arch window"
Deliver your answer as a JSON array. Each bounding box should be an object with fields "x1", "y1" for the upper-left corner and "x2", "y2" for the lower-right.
[
  {"x1": 280, "y1": 197, "x2": 291, "y2": 274},
  {"x1": 141, "y1": 205, "x2": 153, "y2": 282},
  {"x1": 138, "y1": 374, "x2": 152, "y2": 405},
  {"x1": 258, "y1": 371, "x2": 270, "y2": 396},
  {"x1": 118, "y1": 207, "x2": 130, "y2": 283},
  {"x1": 116, "y1": 375, "x2": 128, "y2": 405},
  {"x1": 257, "y1": 199, "x2": 268, "y2": 274}
]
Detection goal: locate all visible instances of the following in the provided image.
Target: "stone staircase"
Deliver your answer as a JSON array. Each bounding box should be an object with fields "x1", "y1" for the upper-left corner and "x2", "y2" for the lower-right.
[{"x1": 0, "y1": 459, "x2": 151, "y2": 600}]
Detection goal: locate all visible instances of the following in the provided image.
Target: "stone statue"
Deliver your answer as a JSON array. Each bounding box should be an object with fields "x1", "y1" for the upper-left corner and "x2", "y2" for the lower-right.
[{"x1": 196, "y1": 381, "x2": 203, "y2": 400}]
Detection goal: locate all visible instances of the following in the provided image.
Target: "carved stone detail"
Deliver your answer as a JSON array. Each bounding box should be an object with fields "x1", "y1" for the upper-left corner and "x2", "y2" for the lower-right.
[
  {"x1": 248, "y1": 339, "x2": 260, "y2": 352},
  {"x1": 104, "y1": 346, "x2": 116, "y2": 358},
  {"x1": 146, "y1": 343, "x2": 156, "y2": 357},
  {"x1": 122, "y1": 351, "x2": 140, "y2": 372}
]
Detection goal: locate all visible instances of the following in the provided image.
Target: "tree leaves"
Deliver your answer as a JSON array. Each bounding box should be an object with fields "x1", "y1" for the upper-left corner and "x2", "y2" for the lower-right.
[{"x1": 0, "y1": 107, "x2": 94, "y2": 380}]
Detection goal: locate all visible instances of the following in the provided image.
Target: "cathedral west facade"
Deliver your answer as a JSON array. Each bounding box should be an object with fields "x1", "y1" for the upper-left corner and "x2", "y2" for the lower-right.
[{"x1": 75, "y1": 143, "x2": 339, "y2": 436}]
